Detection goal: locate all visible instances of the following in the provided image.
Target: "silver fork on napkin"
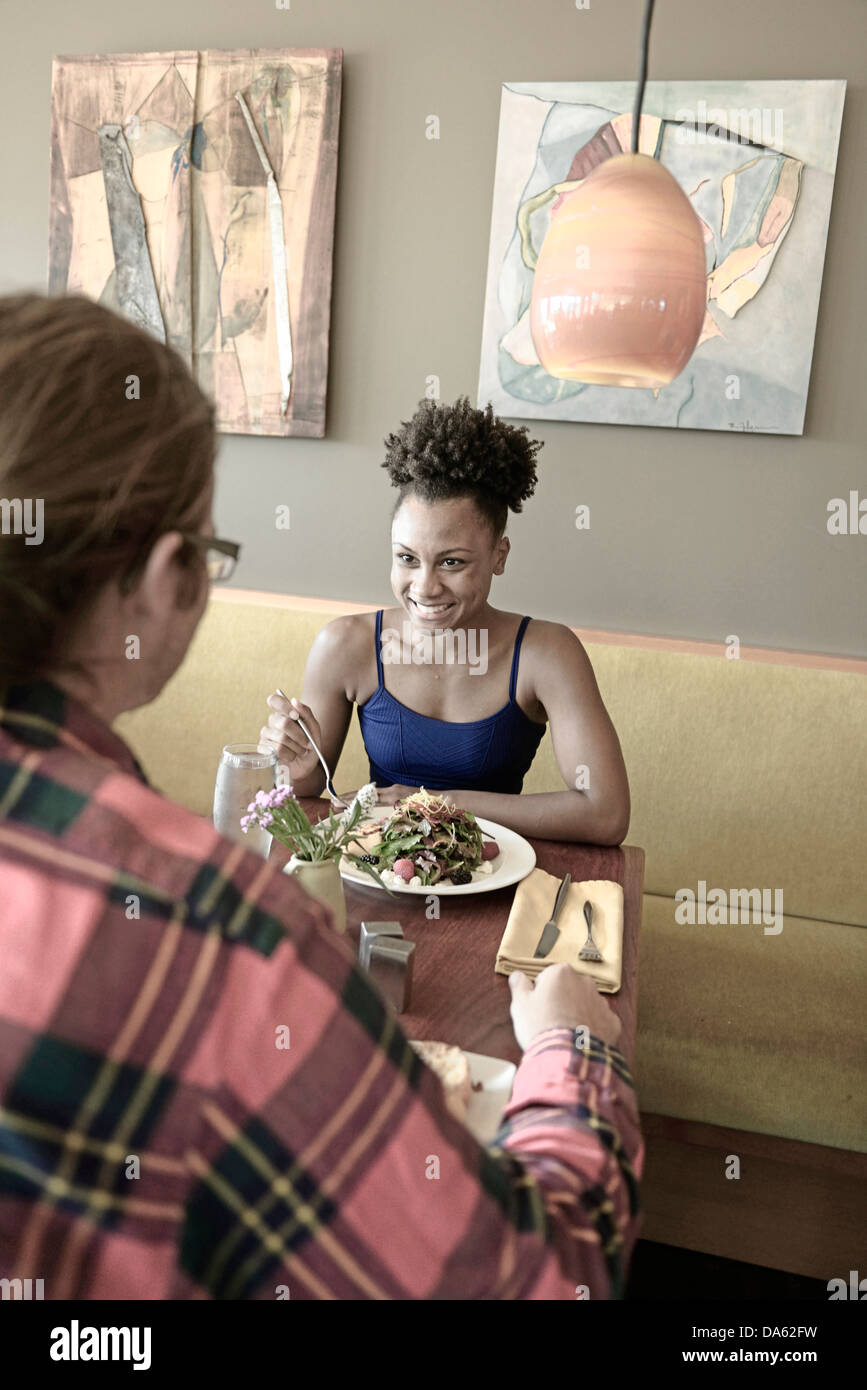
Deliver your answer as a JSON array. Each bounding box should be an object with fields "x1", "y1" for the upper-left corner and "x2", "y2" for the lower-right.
[{"x1": 578, "y1": 899, "x2": 603, "y2": 962}]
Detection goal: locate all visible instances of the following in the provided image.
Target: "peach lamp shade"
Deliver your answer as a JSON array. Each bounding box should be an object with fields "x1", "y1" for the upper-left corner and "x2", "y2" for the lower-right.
[{"x1": 529, "y1": 153, "x2": 707, "y2": 389}]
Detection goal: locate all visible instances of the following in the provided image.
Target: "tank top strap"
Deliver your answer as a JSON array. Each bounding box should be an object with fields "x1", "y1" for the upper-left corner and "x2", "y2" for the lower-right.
[
  {"x1": 374, "y1": 609, "x2": 384, "y2": 687},
  {"x1": 509, "y1": 616, "x2": 532, "y2": 703}
]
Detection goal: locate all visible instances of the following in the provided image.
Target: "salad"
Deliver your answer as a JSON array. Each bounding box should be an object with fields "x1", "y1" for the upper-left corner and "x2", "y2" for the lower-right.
[{"x1": 355, "y1": 787, "x2": 500, "y2": 887}]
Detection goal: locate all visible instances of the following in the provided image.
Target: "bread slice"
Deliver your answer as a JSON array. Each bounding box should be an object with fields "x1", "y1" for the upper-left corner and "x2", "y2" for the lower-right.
[
  {"x1": 410, "y1": 1040, "x2": 472, "y2": 1121},
  {"x1": 344, "y1": 824, "x2": 382, "y2": 855}
]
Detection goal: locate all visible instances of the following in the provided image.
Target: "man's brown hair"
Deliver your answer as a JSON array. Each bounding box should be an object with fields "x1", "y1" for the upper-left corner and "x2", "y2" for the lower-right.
[{"x1": 0, "y1": 293, "x2": 215, "y2": 690}]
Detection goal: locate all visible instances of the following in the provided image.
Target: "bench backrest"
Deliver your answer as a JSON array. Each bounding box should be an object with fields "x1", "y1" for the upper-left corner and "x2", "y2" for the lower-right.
[{"x1": 115, "y1": 596, "x2": 867, "y2": 928}]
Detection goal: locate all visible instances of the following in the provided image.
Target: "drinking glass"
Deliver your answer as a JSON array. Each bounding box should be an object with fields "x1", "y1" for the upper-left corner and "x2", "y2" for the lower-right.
[{"x1": 213, "y1": 744, "x2": 277, "y2": 859}]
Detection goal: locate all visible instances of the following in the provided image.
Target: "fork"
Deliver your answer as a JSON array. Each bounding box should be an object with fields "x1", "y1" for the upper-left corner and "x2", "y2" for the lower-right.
[
  {"x1": 578, "y1": 899, "x2": 603, "y2": 962},
  {"x1": 273, "y1": 688, "x2": 346, "y2": 808}
]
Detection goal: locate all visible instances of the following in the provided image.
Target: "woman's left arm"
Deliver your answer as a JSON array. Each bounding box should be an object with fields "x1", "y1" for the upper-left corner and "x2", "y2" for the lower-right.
[{"x1": 381, "y1": 625, "x2": 630, "y2": 844}]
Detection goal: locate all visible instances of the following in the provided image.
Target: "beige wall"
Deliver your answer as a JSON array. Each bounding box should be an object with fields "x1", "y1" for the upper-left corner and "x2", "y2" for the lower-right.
[{"x1": 3, "y1": 0, "x2": 864, "y2": 657}]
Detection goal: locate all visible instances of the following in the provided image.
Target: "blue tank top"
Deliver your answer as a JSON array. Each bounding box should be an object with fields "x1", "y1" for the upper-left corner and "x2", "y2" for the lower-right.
[{"x1": 357, "y1": 610, "x2": 547, "y2": 794}]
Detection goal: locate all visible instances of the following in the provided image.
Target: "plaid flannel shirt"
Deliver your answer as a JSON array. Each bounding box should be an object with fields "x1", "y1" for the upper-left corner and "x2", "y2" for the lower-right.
[{"x1": 0, "y1": 680, "x2": 643, "y2": 1300}]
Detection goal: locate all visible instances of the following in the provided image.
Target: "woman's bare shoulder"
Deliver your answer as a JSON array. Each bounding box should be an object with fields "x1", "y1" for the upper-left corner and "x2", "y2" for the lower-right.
[
  {"x1": 314, "y1": 610, "x2": 377, "y2": 647},
  {"x1": 522, "y1": 617, "x2": 596, "y2": 690},
  {"x1": 525, "y1": 616, "x2": 588, "y2": 656},
  {"x1": 309, "y1": 611, "x2": 378, "y2": 701}
]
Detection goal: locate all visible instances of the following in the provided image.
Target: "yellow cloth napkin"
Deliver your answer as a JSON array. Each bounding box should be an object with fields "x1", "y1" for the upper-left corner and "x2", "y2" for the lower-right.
[{"x1": 495, "y1": 868, "x2": 624, "y2": 993}]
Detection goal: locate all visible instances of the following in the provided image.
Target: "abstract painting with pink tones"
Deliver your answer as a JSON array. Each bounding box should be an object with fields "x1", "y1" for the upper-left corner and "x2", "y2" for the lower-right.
[
  {"x1": 478, "y1": 80, "x2": 846, "y2": 434},
  {"x1": 49, "y1": 48, "x2": 342, "y2": 438}
]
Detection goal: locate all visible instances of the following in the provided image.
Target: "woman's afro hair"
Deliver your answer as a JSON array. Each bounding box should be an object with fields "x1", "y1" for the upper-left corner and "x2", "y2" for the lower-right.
[{"x1": 382, "y1": 397, "x2": 542, "y2": 527}]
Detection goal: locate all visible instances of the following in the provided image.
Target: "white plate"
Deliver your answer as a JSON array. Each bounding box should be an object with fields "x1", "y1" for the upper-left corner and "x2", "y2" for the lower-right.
[
  {"x1": 339, "y1": 806, "x2": 536, "y2": 896},
  {"x1": 463, "y1": 1052, "x2": 517, "y2": 1144}
]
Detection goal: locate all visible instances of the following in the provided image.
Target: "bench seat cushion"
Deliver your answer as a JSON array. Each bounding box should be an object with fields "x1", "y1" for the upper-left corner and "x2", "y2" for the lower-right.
[{"x1": 635, "y1": 892, "x2": 867, "y2": 1152}]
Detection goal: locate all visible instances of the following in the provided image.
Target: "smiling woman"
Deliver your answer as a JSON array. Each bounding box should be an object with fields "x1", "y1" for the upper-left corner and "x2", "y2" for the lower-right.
[{"x1": 261, "y1": 396, "x2": 630, "y2": 845}]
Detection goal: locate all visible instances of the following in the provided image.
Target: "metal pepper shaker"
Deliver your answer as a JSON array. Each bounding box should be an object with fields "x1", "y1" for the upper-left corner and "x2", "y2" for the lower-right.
[
  {"x1": 359, "y1": 920, "x2": 404, "y2": 970},
  {"x1": 367, "y1": 937, "x2": 416, "y2": 1013}
]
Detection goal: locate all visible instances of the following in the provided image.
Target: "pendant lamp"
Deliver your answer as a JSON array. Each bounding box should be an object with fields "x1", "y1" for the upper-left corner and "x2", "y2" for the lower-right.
[{"x1": 529, "y1": 0, "x2": 707, "y2": 389}]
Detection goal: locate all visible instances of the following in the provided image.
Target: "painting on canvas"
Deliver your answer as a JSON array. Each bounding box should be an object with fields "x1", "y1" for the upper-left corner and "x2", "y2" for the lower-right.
[
  {"x1": 478, "y1": 80, "x2": 846, "y2": 434},
  {"x1": 49, "y1": 48, "x2": 342, "y2": 437}
]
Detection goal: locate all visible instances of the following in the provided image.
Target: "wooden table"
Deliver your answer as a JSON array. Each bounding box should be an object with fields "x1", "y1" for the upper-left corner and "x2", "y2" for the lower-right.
[{"x1": 294, "y1": 798, "x2": 645, "y2": 1067}]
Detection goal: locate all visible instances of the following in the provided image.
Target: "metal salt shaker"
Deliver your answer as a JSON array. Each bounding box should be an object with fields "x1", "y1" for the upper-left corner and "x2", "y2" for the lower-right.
[
  {"x1": 367, "y1": 937, "x2": 416, "y2": 1013},
  {"x1": 359, "y1": 920, "x2": 404, "y2": 970}
]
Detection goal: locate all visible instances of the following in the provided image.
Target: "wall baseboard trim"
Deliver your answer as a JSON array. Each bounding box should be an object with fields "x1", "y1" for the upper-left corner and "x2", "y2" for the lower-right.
[
  {"x1": 639, "y1": 1112, "x2": 867, "y2": 1281},
  {"x1": 212, "y1": 588, "x2": 867, "y2": 675}
]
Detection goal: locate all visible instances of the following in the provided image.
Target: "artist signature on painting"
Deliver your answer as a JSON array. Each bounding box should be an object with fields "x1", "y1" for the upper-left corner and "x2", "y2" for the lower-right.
[{"x1": 728, "y1": 420, "x2": 772, "y2": 432}]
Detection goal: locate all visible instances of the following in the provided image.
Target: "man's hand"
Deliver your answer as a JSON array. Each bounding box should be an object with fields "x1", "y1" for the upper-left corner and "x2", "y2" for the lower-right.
[{"x1": 509, "y1": 963, "x2": 622, "y2": 1052}]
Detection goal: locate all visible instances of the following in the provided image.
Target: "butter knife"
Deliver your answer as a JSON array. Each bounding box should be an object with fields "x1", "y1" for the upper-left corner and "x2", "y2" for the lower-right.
[{"x1": 532, "y1": 873, "x2": 572, "y2": 958}]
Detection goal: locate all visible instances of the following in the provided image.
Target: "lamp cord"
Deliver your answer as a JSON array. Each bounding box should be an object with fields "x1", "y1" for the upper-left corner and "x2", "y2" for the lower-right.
[{"x1": 631, "y1": 0, "x2": 656, "y2": 155}]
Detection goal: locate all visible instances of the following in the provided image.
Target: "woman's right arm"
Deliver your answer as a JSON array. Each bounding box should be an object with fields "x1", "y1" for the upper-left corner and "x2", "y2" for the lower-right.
[{"x1": 259, "y1": 616, "x2": 364, "y2": 796}]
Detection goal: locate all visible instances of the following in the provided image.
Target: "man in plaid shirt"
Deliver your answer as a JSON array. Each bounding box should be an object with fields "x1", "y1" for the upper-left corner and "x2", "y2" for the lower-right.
[{"x1": 0, "y1": 294, "x2": 643, "y2": 1299}]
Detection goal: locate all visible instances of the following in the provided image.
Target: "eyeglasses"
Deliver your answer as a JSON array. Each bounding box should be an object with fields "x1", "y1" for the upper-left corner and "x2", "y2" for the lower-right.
[{"x1": 179, "y1": 534, "x2": 242, "y2": 583}]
